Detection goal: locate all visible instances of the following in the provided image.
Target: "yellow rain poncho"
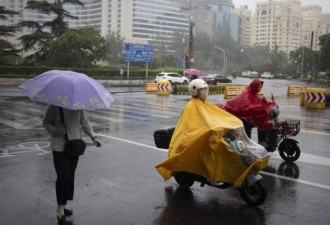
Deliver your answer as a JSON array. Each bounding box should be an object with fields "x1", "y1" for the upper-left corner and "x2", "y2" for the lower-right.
[{"x1": 156, "y1": 98, "x2": 269, "y2": 186}]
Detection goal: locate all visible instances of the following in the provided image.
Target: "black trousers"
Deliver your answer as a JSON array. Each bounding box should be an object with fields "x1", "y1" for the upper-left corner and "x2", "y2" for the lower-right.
[
  {"x1": 52, "y1": 151, "x2": 79, "y2": 205},
  {"x1": 241, "y1": 119, "x2": 254, "y2": 139}
]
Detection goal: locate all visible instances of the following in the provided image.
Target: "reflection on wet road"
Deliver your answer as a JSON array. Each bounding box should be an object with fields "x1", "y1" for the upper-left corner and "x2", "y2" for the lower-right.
[{"x1": 1, "y1": 79, "x2": 330, "y2": 225}]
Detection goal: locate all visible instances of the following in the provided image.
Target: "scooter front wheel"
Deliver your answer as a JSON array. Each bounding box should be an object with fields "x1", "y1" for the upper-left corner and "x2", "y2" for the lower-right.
[
  {"x1": 174, "y1": 172, "x2": 194, "y2": 188},
  {"x1": 278, "y1": 140, "x2": 300, "y2": 162},
  {"x1": 238, "y1": 181, "x2": 267, "y2": 206}
]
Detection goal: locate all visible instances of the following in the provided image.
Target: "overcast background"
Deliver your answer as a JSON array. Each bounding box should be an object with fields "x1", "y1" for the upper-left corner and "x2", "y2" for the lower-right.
[{"x1": 232, "y1": 0, "x2": 330, "y2": 14}]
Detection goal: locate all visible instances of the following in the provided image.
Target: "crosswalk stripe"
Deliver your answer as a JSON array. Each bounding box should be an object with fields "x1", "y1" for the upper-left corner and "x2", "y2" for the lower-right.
[
  {"x1": 1, "y1": 110, "x2": 42, "y2": 121},
  {"x1": 109, "y1": 105, "x2": 174, "y2": 118},
  {"x1": 99, "y1": 106, "x2": 172, "y2": 119},
  {"x1": 87, "y1": 112, "x2": 123, "y2": 123},
  {"x1": 0, "y1": 117, "x2": 29, "y2": 129},
  {"x1": 90, "y1": 109, "x2": 149, "y2": 121}
]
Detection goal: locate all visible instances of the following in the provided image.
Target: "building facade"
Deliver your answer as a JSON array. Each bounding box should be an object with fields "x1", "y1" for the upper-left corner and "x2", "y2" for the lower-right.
[
  {"x1": 234, "y1": 5, "x2": 253, "y2": 47},
  {"x1": 190, "y1": 0, "x2": 239, "y2": 41},
  {"x1": 253, "y1": 0, "x2": 303, "y2": 54},
  {"x1": 236, "y1": 0, "x2": 330, "y2": 53},
  {"x1": 2, "y1": 0, "x2": 189, "y2": 45}
]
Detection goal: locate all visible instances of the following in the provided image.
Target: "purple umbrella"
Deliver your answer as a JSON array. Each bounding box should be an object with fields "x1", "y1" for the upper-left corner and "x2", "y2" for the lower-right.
[
  {"x1": 184, "y1": 68, "x2": 203, "y2": 76},
  {"x1": 18, "y1": 70, "x2": 114, "y2": 110}
]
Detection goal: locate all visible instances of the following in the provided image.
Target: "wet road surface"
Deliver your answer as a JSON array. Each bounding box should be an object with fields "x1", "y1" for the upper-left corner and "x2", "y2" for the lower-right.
[{"x1": 0, "y1": 78, "x2": 330, "y2": 225}]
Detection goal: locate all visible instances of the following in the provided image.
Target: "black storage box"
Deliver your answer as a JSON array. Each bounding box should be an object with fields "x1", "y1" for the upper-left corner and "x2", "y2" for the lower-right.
[{"x1": 153, "y1": 127, "x2": 175, "y2": 149}]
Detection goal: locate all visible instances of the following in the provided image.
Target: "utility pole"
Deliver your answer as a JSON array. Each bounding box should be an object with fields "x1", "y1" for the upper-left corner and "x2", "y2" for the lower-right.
[
  {"x1": 186, "y1": 20, "x2": 195, "y2": 69},
  {"x1": 300, "y1": 46, "x2": 304, "y2": 79},
  {"x1": 311, "y1": 31, "x2": 315, "y2": 79}
]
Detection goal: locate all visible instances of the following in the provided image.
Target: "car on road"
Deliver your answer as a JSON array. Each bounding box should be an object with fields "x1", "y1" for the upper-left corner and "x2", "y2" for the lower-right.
[
  {"x1": 154, "y1": 72, "x2": 189, "y2": 85},
  {"x1": 203, "y1": 74, "x2": 232, "y2": 84},
  {"x1": 261, "y1": 72, "x2": 274, "y2": 79},
  {"x1": 249, "y1": 71, "x2": 259, "y2": 78},
  {"x1": 241, "y1": 71, "x2": 251, "y2": 77}
]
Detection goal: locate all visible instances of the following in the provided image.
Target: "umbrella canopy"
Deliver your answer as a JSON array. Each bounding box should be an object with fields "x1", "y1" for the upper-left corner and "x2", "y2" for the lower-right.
[
  {"x1": 18, "y1": 70, "x2": 114, "y2": 110},
  {"x1": 184, "y1": 68, "x2": 203, "y2": 76}
]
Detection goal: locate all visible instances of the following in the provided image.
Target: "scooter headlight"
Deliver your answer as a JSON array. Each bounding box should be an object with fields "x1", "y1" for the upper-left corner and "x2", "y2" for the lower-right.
[{"x1": 237, "y1": 140, "x2": 245, "y2": 151}]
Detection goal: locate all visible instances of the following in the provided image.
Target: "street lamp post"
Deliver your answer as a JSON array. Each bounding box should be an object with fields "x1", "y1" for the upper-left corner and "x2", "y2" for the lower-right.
[
  {"x1": 214, "y1": 46, "x2": 226, "y2": 75},
  {"x1": 225, "y1": 49, "x2": 244, "y2": 74}
]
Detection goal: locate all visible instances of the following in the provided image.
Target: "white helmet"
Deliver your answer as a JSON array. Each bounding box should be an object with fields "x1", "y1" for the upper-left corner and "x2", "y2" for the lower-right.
[{"x1": 188, "y1": 79, "x2": 208, "y2": 97}]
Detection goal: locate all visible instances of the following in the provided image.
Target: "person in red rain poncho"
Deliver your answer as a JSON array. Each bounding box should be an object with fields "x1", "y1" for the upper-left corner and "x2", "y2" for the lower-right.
[{"x1": 217, "y1": 79, "x2": 280, "y2": 139}]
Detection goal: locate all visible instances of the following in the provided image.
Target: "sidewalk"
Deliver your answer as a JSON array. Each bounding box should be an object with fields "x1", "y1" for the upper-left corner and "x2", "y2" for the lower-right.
[{"x1": 0, "y1": 78, "x2": 154, "y2": 87}]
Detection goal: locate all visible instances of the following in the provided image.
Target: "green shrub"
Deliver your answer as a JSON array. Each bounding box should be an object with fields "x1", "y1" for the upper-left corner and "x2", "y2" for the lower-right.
[
  {"x1": 173, "y1": 85, "x2": 225, "y2": 94},
  {"x1": 326, "y1": 93, "x2": 330, "y2": 105}
]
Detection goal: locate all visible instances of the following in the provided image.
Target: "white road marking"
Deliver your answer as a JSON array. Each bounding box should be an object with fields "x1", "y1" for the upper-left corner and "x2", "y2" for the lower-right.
[
  {"x1": 98, "y1": 133, "x2": 330, "y2": 191},
  {"x1": 300, "y1": 129, "x2": 330, "y2": 136},
  {"x1": 270, "y1": 152, "x2": 330, "y2": 167},
  {"x1": 260, "y1": 171, "x2": 330, "y2": 190},
  {"x1": 97, "y1": 133, "x2": 167, "y2": 152}
]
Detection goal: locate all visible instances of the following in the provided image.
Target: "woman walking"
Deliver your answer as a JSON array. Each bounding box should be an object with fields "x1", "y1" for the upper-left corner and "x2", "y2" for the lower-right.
[{"x1": 43, "y1": 105, "x2": 101, "y2": 224}]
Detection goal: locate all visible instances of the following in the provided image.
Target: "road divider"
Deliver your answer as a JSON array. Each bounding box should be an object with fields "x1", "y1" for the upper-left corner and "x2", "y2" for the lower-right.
[
  {"x1": 157, "y1": 80, "x2": 171, "y2": 95},
  {"x1": 305, "y1": 88, "x2": 326, "y2": 109},
  {"x1": 145, "y1": 83, "x2": 158, "y2": 94},
  {"x1": 287, "y1": 86, "x2": 307, "y2": 96},
  {"x1": 216, "y1": 83, "x2": 233, "y2": 87},
  {"x1": 224, "y1": 86, "x2": 263, "y2": 99}
]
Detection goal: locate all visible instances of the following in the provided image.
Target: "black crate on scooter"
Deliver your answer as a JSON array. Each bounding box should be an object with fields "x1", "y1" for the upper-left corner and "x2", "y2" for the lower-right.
[{"x1": 153, "y1": 127, "x2": 175, "y2": 149}]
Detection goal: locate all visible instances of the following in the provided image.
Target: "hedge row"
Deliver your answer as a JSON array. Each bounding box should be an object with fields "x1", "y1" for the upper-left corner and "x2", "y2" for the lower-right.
[
  {"x1": 0, "y1": 66, "x2": 163, "y2": 79},
  {"x1": 172, "y1": 85, "x2": 225, "y2": 94},
  {"x1": 326, "y1": 93, "x2": 330, "y2": 104}
]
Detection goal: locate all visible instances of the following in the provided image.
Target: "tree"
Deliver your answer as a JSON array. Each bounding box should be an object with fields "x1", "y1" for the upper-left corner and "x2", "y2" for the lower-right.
[
  {"x1": 19, "y1": 0, "x2": 84, "y2": 64},
  {"x1": 24, "y1": 0, "x2": 84, "y2": 36},
  {"x1": 289, "y1": 46, "x2": 314, "y2": 77},
  {"x1": 45, "y1": 27, "x2": 109, "y2": 67},
  {"x1": 0, "y1": 6, "x2": 20, "y2": 64},
  {"x1": 269, "y1": 44, "x2": 288, "y2": 74},
  {"x1": 194, "y1": 32, "x2": 215, "y2": 70},
  {"x1": 169, "y1": 29, "x2": 189, "y2": 57},
  {"x1": 318, "y1": 33, "x2": 330, "y2": 71},
  {"x1": 106, "y1": 31, "x2": 125, "y2": 66}
]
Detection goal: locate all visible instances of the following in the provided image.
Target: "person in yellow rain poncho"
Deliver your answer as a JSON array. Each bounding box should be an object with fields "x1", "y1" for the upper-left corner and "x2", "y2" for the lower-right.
[{"x1": 156, "y1": 79, "x2": 269, "y2": 186}]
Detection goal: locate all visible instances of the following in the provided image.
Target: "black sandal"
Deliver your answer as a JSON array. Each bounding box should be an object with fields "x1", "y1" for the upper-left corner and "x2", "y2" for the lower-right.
[
  {"x1": 57, "y1": 215, "x2": 66, "y2": 223},
  {"x1": 64, "y1": 209, "x2": 73, "y2": 216},
  {"x1": 57, "y1": 215, "x2": 72, "y2": 224}
]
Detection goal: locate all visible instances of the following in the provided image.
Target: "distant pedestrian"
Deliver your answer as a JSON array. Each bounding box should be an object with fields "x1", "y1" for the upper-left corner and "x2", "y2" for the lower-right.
[
  {"x1": 232, "y1": 70, "x2": 237, "y2": 79},
  {"x1": 190, "y1": 75, "x2": 198, "y2": 82},
  {"x1": 43, "y1": 105, "x2": 101, "y2": 224}
]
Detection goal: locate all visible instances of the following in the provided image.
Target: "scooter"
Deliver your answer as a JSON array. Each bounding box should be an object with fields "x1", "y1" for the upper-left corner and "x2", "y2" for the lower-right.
[
  {"x1": 257, "y1": 119, "x2": 301, "y2": 162},
  {"x1": 154, "y1": 126, "x2": 268, "y2": 206}
]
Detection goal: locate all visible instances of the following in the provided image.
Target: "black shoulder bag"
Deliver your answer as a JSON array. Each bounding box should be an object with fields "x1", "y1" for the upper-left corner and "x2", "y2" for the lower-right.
[{"x1": 59, "y1": 107, "x2": 86, "y2": 157}]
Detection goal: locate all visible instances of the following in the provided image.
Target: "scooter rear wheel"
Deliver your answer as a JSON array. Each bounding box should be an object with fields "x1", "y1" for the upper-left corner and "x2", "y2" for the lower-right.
[
  {"x1": 174, "y1": 172, "x2": 194, "y2": 188},
  {"x1": 278, "y1": 140, "x2": 300, "y2": 162},
  {"x1": 238, "y1": 181, "x2": 267, "y2": 206}
]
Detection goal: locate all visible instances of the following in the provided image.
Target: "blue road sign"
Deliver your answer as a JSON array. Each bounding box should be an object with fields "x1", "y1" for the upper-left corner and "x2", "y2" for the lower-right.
[
  {"x1": 124, "y1": 44, "x2": 153, "y2": 62},
  {"x1": 176, "y1": 59, "x2": 181, "y2": 66}
]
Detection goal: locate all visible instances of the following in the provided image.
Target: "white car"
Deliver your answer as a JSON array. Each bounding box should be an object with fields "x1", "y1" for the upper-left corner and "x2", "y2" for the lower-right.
[
  {"x1": 261, "y1": 72, "x2": 274, "y2": 79},
  {"x1": 154, "y1": 72, "x2": 189, "y2": 85},
  {"x1": 241, "y1": 71, "x2": 251, "y2": 77}
]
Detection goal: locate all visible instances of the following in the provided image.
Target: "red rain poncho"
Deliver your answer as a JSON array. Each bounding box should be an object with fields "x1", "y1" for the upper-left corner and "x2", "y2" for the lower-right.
[{"x1": 217, "y1": 79, "x2": 279, "y2": 130}]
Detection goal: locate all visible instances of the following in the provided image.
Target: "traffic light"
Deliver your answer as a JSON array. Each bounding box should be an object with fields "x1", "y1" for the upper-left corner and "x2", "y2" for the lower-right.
[{"x1": 185, "y1": 53, "x2": 189, "y2": 69}]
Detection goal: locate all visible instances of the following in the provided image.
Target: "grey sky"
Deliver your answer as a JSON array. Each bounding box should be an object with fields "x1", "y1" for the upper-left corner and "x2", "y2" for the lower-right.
[{"x1": 232, "y1": 0, "x2": 330, "y2": 14}]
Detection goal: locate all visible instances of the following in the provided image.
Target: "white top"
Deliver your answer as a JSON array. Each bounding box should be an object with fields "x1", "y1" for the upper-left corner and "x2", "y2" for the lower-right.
[{"x1": 42, "y1": 105, "x2": 96, "y2": 152}]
